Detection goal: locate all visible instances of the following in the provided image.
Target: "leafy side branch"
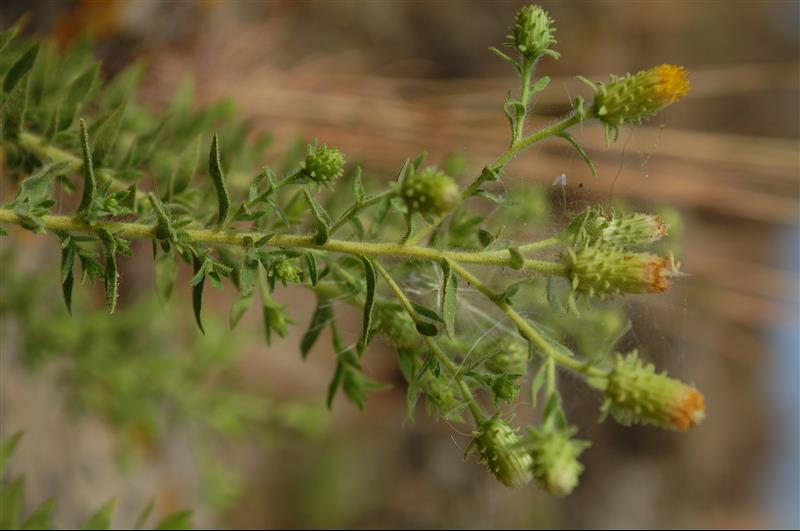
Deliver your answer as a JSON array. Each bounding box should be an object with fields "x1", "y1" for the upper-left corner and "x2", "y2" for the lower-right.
[{"x1": 0, "y1": 3, "x2": 702, "y2": 496}]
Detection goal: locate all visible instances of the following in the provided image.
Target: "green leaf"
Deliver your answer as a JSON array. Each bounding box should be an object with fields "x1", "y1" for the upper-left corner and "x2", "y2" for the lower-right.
[
  {"x1": 529, "y1": 362, "x2": 547, "y2": 409},
  {"x1": 21, "y1": 498, "x2": 55, "y2": 530},
  {"x1": 477, "y1": 229, "x2": 494, "y2": 248},
  {"x1": 0, "y1": 432, "x2": 23, "y2": 477},
  {"x1": 300, "y1": 300, "x2": 332, "y2": 359},
  {"x1": 1, "y1": 71, "x2": 28, "y2": 139},
  {"x1": 134, "y1": 499, "x2": 154, "y2": 530},
  {"x1": 154, "y1": 251, "x2": 177, "y2": 303},
  {"x1": 0, "y1": 477, "x2": 24, "y2": 529},
  {"x1": 410, "y1": 302, "x2": 443, "y2": 323},
  {"x1": 488, "y1": 46, "x2": 519, "y2": 71},
  {"x1": 98, "y1": 229, "x2": 119, "y2": 314},
  {"x1": 0, "y1": 16, "x2": 27, "y2": 55},
  {"x1": 80, "y1": 498, "x2": 117, "y2": 531},
  {"x1": 12, "y1": 161, "x2": 70, "y2": 206},
  {"x1": 440, "y1": 260, "x2": 457, "y2": 339},
  {"x1": 148, "y1": 194, "x2": 176, "y2": 243},
  {"x1": 415, "y1": 321, "x2": 438, "y2": 337},
  {"x1": 326, "y1": 360, "x2": 344, "y2": 411},
  {"x1": 357, "y1": 257, "x2": 376, "y2": 354},
  {"x1": 304, "y1": 252, "x2": 318, "y2": 286},
  {"x1": 192, "y1": 255, "x2": 205, "y2": 334},
  {"x1": 208, "y1": 133, "x2": 230, "y2": 228},
  {"x1": 91, "y1": 103, "x2": 125, "y2": 164},
  {"x1": 530, "y1": 75, "x2": 551, "y2": 94},
  {"x1": 353, "y1": 166, "x2": 366, "y2": 204},
  {"x1": 557, "y1": 131, "x2": 597, "y2": 177},
  {"x1": 303, "y1": 189, "x2": 331, "y2": 245},
  {"x1": 171, "y1": 136, "x2": 201, "y2": 196},
  {"x1": 61, "y1": 242, "x2": 75, "y2": 314},
  {"x1": 77, "y1": 119, "x2": 96, "y2": 214},
  {"x1": 154, "y1": 510, "x2": 193, "y2": 530},
  {"x1": 508, "y1": 246, "x2": 524, "y2": 270},
  {"x1": 3, "y1": 43, "x2": 39, "y2": 93},
  {"x1": 229, "y1": 293, "x2": 253, "y2": 330},
  {"x1": 56, "y1": 64, "x2": 99, "y2": 132}
]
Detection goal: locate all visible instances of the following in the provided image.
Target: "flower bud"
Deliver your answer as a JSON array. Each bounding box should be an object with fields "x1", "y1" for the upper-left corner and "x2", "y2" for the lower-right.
[
  {"x1": 302, "y1": 143, "x2": 345, "y2": 182},
  {"x1": 564, "y1": 245, "x2": 676, "y2": 299},
  {"x1": 567, "y1": 207, "x2": 668, "y2": 249},
  {"x1": 420, "y1": 371, "x2": 463, "y2": 420},
  {"x1": 530, "y1": 426, "x2": 589, "y2": 496},
  {"x1": 508, "y1": 5, "x2": 559, "y2": 60},
  {"x1": 491, "y1": 374, "x2": 521, "y2": 404},
  {"x1": 587, "y1": 64, "x2": 690, "y2": 132},
  {"x1": 401, "y1": 166, "x2": 460, "y2": 218},
  {"x1": 374, "y1": 302, "x2": 420, "y2": 350},
  {"x1": 274, "y1": 259, "x2": 302, "y2": 284},
  {"x1": 469, "y1": 416, "x2": 533, "y2": 488},
  {"x1": 600, "y1": 352, "x2": 706, "y2": 431},
  {"x1": 484, "y1": 338, "x2": 529, "y2": 376}
]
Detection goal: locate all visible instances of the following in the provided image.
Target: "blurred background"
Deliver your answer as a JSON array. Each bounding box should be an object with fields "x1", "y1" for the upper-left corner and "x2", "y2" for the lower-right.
[{"x1": 1, "y1": 0, "x2": 798, "y2": 529}]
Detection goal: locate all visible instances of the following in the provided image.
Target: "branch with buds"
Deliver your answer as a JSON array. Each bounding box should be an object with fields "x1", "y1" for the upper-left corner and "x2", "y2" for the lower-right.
[{"x1": 0, "y1": 4, "x2": 703, "y2": 495}]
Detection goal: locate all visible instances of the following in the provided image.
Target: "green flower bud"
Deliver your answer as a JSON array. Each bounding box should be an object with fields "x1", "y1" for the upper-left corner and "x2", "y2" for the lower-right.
[
  {"x1": 469, "y1": 416, "x2": 533, "y2": 488},
  {"x1": 401, "y1": 166, "x2": 460, "y2": 218},
  {"x1": 373, "y1": 302, "x2": 420, "y2": 350},
  {"x1": 530, "y1": 426, "x2": 589, "y2": 496},
  {"x1": 564, "y1": 245, "x2": 677, "y2": 299},
  {"x1": 302, "y1": 143, "x2": 345, "y2": 182},
  {"x1": 567, "y1": 207, "x2": 668, "y2": 249},
  {"x1": 420, "y1": 371, "x2": 463, "y2": 420},
  {"x1": 484, "y1": 338, "x2": 529, "y2": 376},
  {"x1": 585, "y1": 65, "x2": 689, "y2": 135},
  {"x1": 508, "y1": 5, "x2": 559, "y2": 60},
  {"x1": 491, "y1": 374, "x2": 521, "y2": 404},
  {"x1": 599, "y1": 351, "x2": 706, "y2": 431},
  {"x1": 274, "y1": 259, "x2": 302, "y2": 284}
]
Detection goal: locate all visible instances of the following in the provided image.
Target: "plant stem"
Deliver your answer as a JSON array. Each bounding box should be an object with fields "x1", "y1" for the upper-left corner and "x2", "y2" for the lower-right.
[
  {"x1": 408, "y1": 112, "x2": 583, "y2": 245},
  {"x1": 0, "y1": 209, "x2": 567, "y2": 276},
  {"x1": 329, "y1": 190, "x2": 394, "y2": 235},
  {"x1": 372, "y1": 260, "x2": 485, "y2": 424},
  {"x1": 446, "y1": 259, "x2": 606, "y2": 379}
]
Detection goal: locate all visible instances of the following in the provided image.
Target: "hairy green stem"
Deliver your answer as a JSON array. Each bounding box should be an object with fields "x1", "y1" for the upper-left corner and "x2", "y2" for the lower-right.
[
  {"x1": 447, "y1": 260, "x2": 606, "y2": 379},
  {"x1": 408, "y1": 112, "x2": 583, "y2": 245},
  {"x1": 0, "y1": 209, "x2": 567, "y2": 276},
  {"x1": 372, "y1": 260, "x2": 485, "y2": 424}
]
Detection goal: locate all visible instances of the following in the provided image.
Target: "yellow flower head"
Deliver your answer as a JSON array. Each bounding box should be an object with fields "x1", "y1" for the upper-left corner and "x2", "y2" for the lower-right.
[{"x1": 584, "y1": 64, "x2": 690, "y2": 140}]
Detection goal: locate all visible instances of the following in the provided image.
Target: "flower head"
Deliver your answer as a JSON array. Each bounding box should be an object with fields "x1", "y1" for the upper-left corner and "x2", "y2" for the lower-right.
[
  {"x1": 529, "y1": 426, "x2": 589, "y2": 496},
  {"x1": 567, "y1": 207, "x2": 668, "y2": 249},
  {"x1": 599, "y1": 351, "x2": 706, "y2": 431},
  {"x1": 564, "y1": 245, "x2": 677, "y2": 299},
  {"x1": 508, "y1": 5, "x2": 559, "y2": 60},
  {"x1": 484, "y1": 337, "x2": 529, "y2": 376},
  {"x1": 586, "y1": 64, "x2": 689, "y2": 138},
  {"x1": 302, "y1": 143, "x2": 345, "y2": 183},
  {"x1": 468, "y1": 415, "x2": 533, "y2": 488},
  {"x1": 401, "y1": 166, "x2": 460, "y2": 218}
]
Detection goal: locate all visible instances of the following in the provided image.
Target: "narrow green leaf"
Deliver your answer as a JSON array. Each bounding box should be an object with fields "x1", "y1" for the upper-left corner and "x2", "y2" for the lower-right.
[
  {"x1": 440, "y1": 260, "x2": 458, "y2": 339},
  {"x1": 154, "y1": 251, "x2": 177, "y2": 303},
  {"x1": 209, "y1": 133, "x2": 230, "y2": 228},
  {"x1": 12, "y1": 161, "x2": 70, "y2": 206},
  {"x1": 353, "y1": 166, "x2": 366, "y2": 204},
  {"x1": 415, "y1": 321, "x2": 438, "y2": 337},
  {"x1": 0, "y1": 432, "x2": 23, "y2": 477},
  {"x1": 154, "y1": 510, "x2": 193, "y2": 530},
  {"x1": 488, "y1": 46, "x2": 520, "y2": 71},
  {"x1": 305, "y1": 252, "x2": 318, "y2": 286},
  {"x1": 171, "y1": 136, "x2": 201, "y2": 196},
  {"x1": 300, "y1": 300, "x2": 332, "y2": 359},
  {"x1": 1, "y1": 71, "x2": 28, "y2": 139},
  {"x1": 0, "y1": 477, "x2": 24, "y2": 530},
  {"x1": 148, "y1": 193, "x2": 176, "y2": 243},
  {"x1": 192, "y1": 255, "x2": 205, "y2": 334},
  {"x1": 0, "y1": 16, "x2": 28, "y2": 55},
  {"x1": 91, "y1": 103, "x2": 125, "y2": 164},
  {"x1": 508, "y1": 246, "x2": 524, "y2": 270},
  {"x1": 326, "y1": 360, "x2": 344, "y2": 410},
  {"x1": 557, "y1": 131, "x2": 597, "y2": 176},
  {"x1": 477, "y1": 228, "x2": 494, "y2": 248},
  {"x1": 77, "y1": 119, "x2": 96, "y2": 214},
  {"x1": 3, "y1": 43, "x2": 39, "y2": 93},
  {"x1": 134, "y1": 499, "x2": 154, "y2": 530},
  {"x1": 358, "y1": 257, "x2": 376, "y2": 353},
  {"x1": 229, "y1": 293, "x2": 253, "y2": 330},
  {"x1": 97, "y1": 230, "x2": 119, "y2": 314},
  {"x1": 80, "y1": 498, "x2": 117, "y2": 531},
  {"x1": 529, "y1": 362, "x2": 547, "y2": 409},
  {"x1": 410, "y1": 302, "x2": 443, "y2": 323},
  {"x1": 56, "y1": 64, "x2": 99, "y2": 132},
  {"x1": 20, "y1": 498, "x2": 55, "y2": 530},
  {"x1": 303, "y1": 189, "x2": 331, "y2": 245},
  {"x1": 61, "y1": 243, "x2": 75, "y2": 314},
  {"x1": 530, "y1": 75, "x2": 551, "y2": 94}
]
